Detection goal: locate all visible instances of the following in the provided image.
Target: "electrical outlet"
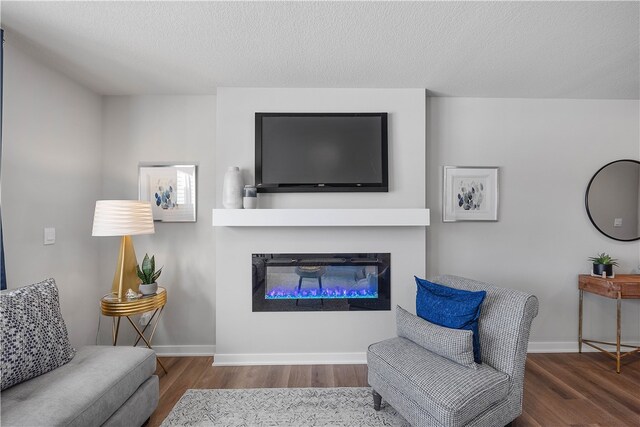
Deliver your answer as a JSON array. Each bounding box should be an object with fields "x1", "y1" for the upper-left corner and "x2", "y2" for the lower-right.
[
  {"x1": 44, "y1": 227, "x2": 56, "y2": 245},
  {"x1": 613, "y1": 218, "x2": 622, "y2": 228},
  {"x1": 139, "y1": 312, "x2": 153, "y2": 326}
]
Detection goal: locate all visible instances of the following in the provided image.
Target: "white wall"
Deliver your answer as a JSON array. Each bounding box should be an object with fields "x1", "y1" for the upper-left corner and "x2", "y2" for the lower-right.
[
  {"x1": 216, "y1": 88, "x2": 427, "y2": 209},
  {"x1": 427, "y1": 97, "x2": 640, "y2": 350},
  {"x1": 100, "y1": 96, "x2": 217, "y2": 354},
  {"x1": 4, "y1": 40, "x2": 638, "y2": 359},
  {"x1": 2, "y1": 34, "x2": 103, "y2": 348},
  {"x1": 215, "y1": 88, "x2": 426, "y2": 364}
]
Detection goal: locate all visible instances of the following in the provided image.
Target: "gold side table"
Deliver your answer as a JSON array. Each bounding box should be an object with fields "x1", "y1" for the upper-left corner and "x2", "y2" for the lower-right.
[
  {"x1": 578, "y1": 274, "x2": 640, "y2": 373},
  {"x1": 101, "y1": 287, "x2": 168, "y2": 373}
]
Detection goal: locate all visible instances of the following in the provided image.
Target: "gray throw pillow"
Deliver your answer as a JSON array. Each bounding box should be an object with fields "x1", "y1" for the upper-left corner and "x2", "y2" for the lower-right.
[
  {"x1": 1, "y1": 278, "x2": 76, "y2": 390},
  {"x1": 396, "y1": 305, "x2": 477, "y2": 369}
]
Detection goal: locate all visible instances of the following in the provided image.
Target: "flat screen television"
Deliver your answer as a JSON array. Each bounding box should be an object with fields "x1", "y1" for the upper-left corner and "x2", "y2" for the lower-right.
[{"x1": 255, "y1": 112, "x2": 388, "y2": 193}]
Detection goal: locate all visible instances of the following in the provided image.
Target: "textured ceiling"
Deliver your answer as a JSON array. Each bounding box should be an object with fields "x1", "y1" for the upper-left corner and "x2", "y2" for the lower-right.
[{"x1": 1, "y1": 1, "x2": 639, "y2": 98}]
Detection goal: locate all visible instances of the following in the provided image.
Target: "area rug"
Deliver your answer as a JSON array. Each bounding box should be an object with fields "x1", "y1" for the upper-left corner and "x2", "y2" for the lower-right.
[{"x1": 161, "y1": 387, "x2": 410, "y2": 426}]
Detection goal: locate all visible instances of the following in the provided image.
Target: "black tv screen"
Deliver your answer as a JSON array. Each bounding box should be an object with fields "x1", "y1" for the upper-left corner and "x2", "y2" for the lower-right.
[{"x1": 255, "y1": 113, "x2": 388, "y2": 192}]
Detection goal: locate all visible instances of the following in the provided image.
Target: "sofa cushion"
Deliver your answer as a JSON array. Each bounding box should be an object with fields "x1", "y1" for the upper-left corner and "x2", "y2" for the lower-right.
[
  {"x1": 415, "y1": 276, "x2": 486, "y2": 363},
  {"x1": 368, "y1": 337, "x2": 509, "y2": 427},
  {"x1": 396, "y1": 306, "x2": 476, "y2": 369},
  {"x1": 1, "y1": 278, "x2": 76, "y2": 390},
  {"x1": 102, "y1": 376, "x2": 159, "y2": 427},
  {"x1": 1, "y1": 346, "x2": 156, "y2": 427}
]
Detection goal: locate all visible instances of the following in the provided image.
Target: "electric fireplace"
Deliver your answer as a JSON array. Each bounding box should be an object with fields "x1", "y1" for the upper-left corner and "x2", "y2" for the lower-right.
[{"x1": 252, "y1": 253, "x2": 391, "y2": 312}]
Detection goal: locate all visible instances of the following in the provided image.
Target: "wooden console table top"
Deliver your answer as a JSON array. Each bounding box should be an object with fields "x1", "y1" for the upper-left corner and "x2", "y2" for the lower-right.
[{"x1": 578, "y1": 274, "x2": 640, "y2": 299}]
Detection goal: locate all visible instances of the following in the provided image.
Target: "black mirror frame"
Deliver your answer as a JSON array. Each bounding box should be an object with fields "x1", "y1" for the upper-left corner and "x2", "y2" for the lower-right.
[{"x1": 585, "y1": 159, "x2": 640, "y2": 242}]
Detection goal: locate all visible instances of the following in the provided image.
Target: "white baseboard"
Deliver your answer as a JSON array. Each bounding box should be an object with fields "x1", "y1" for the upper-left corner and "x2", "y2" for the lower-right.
[
  {"x1": 151, "y1": 341, "x2": 639, "y2": 362},
  {"x1": 527, "y1": 341, "x2": 581, "y2": 353},
  {"x1": 154, "y1": 345, "x2": 216, "y2": 357},
  {"x1": 528, "y1": 340, "x2": 640, "y2": 353},
  {"x1": 211, "y1": 344, "x2": 600, "y2": 366},
  {"x1": 212, "y1": 352, "x2": 367, "y2": 366}
]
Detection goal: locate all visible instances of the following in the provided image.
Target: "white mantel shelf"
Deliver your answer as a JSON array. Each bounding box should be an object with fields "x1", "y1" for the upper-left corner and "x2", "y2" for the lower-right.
[{"x1": 212, "y1": 208, "x2": 430, "y2": 227}]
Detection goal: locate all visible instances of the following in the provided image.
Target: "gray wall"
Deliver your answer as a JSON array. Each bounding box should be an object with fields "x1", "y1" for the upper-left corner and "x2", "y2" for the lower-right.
[
  {"x1": 2, "y1": 35, "x2": 104, "y2": 348},
  {"x1": 427, "y1": 97, "x2": 640, "y2": 349},
  {"x1": 100, "y1": 96, "x2": 217, "y2": 354}
]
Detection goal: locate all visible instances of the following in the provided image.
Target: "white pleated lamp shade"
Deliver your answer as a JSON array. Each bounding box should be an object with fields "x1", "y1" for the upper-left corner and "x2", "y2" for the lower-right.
[{"x1": 92, "y1": 200, "x2": 155, "y2": 236}]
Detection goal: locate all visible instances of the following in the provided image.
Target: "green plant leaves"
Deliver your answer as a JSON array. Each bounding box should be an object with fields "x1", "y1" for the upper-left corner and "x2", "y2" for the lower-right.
[
  {"x1": 588, "y1": 252, "x2": 619, "y2": 266},
  {"x1": 137, "y1": 253, "x2": 163, "y2": 284},
  {"x1": 151, "y1": 267, "x2": 163, "y2": 283},
  {"x1": 136, "y1": 265, "x2": 146, "y2": 282}
]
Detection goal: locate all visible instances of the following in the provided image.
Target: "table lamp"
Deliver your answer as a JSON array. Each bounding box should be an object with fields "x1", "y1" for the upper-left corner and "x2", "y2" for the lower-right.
[{"x1": 92, "y1": 200, "x2": 155, "y2": 298}]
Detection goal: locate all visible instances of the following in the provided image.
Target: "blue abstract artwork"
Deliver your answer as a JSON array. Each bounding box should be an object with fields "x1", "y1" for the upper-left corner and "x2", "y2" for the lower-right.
[
  {"x1": 456, "y1": 180, "x2": 485, "y2": 211},
  {"x1": 154, "y1": 183, "x2": 176, "y2": 210}
]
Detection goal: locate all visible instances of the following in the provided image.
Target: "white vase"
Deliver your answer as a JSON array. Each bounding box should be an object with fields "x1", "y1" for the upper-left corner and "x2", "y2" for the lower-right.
[{"x1": 222, "y1": 167, "x2": 243, "y2": 209}]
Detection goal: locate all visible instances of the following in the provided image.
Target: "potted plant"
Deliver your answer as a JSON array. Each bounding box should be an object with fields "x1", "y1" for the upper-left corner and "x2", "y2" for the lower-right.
[
  {"x1": 588, "y1": 252, "x2": 618, "y2": 277},
  {"x1": 136, "y1": 254, "x2": 163, "y2": 295}
]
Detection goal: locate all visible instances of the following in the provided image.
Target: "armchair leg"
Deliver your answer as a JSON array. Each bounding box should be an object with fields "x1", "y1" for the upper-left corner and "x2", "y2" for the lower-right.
[
  {"x1": 372, "y1": 389, "x2": 382, "y2": 411},
  {"x1": 504, "y1": 422, "x2": 513, "y2": 427}
]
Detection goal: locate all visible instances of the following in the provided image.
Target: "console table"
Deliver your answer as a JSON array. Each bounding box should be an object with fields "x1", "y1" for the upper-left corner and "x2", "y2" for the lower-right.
[{"x1": 578, "y1": 274, "x2": 640, "y2": 373}]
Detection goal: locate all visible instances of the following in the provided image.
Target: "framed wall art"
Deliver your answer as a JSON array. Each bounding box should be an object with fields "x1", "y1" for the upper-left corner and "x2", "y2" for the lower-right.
[
  {"x1": 443, "y1": 166, "x2": 499, "y2": 222},
  {"x1": 139, "y1": 164, "x2": 197, "y2": 222}
]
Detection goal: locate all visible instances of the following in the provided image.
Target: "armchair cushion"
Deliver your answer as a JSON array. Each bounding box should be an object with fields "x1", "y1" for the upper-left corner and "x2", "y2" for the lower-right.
[
  {"x1": 1, "y1": 279, "x2": 75, "y2": 390},
  {"x1": 415, "y1": 276, "x2": 486, "y2": 363},
  {"x1": 396, "y1": 306, "x2": 476, "y2": 369},
  {"x1": 368, "y1": 337, "x2": 509, "y2": 426}
]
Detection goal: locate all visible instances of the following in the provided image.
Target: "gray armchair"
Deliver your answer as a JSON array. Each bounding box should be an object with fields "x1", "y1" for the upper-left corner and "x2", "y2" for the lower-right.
[{"x1": 367, "y1": 275, "x2": 538, "y2": 427}]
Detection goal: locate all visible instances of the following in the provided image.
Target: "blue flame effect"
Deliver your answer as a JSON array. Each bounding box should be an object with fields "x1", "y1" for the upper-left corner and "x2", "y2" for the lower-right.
[{"x1": 266, "y1": 286, "x2": 378, "y2": 300}]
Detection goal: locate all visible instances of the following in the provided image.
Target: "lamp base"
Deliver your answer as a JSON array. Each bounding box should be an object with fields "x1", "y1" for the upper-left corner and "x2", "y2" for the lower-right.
[{"x1": 112, "y1": 235, "x2": 140, "y2": 298}]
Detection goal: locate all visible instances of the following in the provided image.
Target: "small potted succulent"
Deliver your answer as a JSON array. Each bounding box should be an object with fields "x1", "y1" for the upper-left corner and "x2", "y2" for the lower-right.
[
  {"x1": 588, "y1": 252, "x2": 618, "y2": 277},
  {"x1": 136, "y1": 253, "x2": 163, "y2": 295}
]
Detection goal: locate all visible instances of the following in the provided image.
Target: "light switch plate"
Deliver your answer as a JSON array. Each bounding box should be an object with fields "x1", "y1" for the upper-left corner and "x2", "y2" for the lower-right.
[
  {"x1": 613, "y1": 218, "x2": 623, "y2": 228},
  {"x1": 44, "y1": 227, "x2": 56, "y2": 245}
]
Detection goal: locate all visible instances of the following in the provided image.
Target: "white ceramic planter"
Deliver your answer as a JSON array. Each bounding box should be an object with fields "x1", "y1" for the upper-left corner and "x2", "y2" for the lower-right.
[
  {"x1": 222, "y1": 166, "x2": 243, "y2": 209},
  {"x1": 139, "y1": 282, "x2": 158, "y2": 295}
]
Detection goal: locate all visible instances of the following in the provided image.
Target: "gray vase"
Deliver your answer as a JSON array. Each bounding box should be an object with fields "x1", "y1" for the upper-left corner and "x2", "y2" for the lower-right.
[{"x1": 139, "y1": 282, "x2": 158, "y2": 295}]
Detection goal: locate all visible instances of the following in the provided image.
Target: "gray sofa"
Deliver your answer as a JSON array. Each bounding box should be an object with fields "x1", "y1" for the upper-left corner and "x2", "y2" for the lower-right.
[
  {"x1": 368, "y1": 275, "x2": 538, "y2": 427},
  {"x1": 1, "y1": 279, "x2": 159, "y2": 426}
]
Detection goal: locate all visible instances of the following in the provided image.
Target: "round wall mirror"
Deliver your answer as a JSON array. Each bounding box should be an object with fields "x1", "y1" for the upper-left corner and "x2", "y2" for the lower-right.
[{"x1": 585, "y1": 159, "x2": 640, "y2": 242}]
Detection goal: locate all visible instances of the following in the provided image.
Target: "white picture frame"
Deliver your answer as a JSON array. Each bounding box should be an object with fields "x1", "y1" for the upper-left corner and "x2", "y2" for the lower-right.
[
  {"x1": 138, "y1": 164, "x2": 197, "y2": 222},
  {"x1": 443, "y1": 166, "x2": 499, "y2": 222}
]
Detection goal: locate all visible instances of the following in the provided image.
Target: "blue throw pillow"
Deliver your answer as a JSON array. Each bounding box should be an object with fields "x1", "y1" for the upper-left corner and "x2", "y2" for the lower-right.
[{"x1": 415, "y1": 277, "x2": 486, "y2": 363}]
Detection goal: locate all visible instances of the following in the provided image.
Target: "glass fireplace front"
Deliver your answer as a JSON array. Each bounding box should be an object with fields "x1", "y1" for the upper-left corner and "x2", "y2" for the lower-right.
[{"x1": 252, "y1": 253, "x2": 390, "y2": 312}]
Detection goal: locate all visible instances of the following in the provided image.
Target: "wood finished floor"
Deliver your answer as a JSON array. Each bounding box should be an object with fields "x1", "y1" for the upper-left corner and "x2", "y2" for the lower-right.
[{"x1": 149, "y1": 353, "x2": 640, "y2": 427}]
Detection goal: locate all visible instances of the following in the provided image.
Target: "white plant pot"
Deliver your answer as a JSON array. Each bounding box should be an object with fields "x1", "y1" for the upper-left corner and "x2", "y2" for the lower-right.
[
  {"x1": 222, "y1": 166, "x2": 243, "y2": 209},
  {"x1": 139, "y1": 282, "x2": 158, "y2": 295}
]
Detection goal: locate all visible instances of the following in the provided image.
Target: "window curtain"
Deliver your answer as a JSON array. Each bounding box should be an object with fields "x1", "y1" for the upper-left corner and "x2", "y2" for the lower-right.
[{"x1": 1, "y1": 28, "x2": 6, "y2": 290}]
